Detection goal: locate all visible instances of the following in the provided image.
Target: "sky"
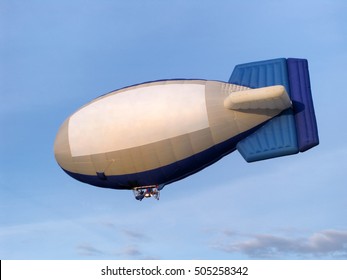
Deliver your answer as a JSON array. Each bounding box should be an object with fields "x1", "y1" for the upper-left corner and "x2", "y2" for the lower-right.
[{"x1": 1, "y1": 0, "x2": 347, "y2": 260}]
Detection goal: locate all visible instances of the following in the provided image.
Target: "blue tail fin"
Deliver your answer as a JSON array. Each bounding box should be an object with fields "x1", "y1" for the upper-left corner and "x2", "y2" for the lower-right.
[
  {"x1": 287, "y1": 58, "x2": 319, "y2": 152},
  {"x1": 229, "y1": 58, "x2": 319, "y2": 162}
]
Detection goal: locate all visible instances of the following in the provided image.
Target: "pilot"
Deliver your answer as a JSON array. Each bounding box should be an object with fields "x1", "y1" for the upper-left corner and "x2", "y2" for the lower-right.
[{"x1": 134, "y1": 189, "x2": 145, "y2": 201}]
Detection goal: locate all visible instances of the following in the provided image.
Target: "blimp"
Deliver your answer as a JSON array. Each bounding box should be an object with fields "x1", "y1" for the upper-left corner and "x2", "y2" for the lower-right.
[{"x1": 54, "y1": 58, "x2": 319, "y2": 200}]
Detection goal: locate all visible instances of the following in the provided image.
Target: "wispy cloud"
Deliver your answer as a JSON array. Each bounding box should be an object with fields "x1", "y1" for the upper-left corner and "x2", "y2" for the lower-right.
[
  {"x1": 121, "y1": 229, "x2": 148, "y2": 241},
  {"x1": 73, "y1": 221, "x2": 156, "y2": 259},
  {"x1": 120, "y1": 245, "x2": 142, "y2": 257},
  {"x1": 75, "y1": 241, "x2": 146, "y2": 259},
  {"x1": 214, "y1": 229, "x2": 347, "y2": 259},
  {"x1": 76, "y1": 243, "x2": 105, "y2": 256}
]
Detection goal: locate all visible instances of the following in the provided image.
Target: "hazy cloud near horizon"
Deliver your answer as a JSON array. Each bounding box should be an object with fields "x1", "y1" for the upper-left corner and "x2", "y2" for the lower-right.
[{"x1": 213, "y1": 229, "x2": 347, "y2": 259}]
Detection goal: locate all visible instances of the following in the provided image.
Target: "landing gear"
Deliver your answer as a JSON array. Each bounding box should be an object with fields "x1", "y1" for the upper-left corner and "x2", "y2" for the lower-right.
[{"x1": 133, "y1": 185, "x2": 162, "y2": 201}]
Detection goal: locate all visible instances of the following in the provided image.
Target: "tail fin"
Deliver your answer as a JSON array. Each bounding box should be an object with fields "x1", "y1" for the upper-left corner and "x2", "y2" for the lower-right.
[{"x1": 229, "y1": 58, "x2": 319, "y2": 162}]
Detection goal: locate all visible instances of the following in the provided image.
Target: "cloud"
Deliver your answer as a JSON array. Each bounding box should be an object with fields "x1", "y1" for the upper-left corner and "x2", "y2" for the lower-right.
[
  {"x1": 114, "y1": 244, "x2": 159, "y2": 260},
  {"x1": 121, "y1": 229, "x2": 148, "y2": 241},
  {"x1": 120, "y1": 245, "x2": 142, "y2": 257},
  {"x1": 214, "y1": 229, "x2": 347, "y2": 259},
  {"x1": 76, "y1": 243, "x2": 105, "y2": 256},
  {"x1": 76, "y1": 242, "x2": 147, "y2": 259},
  {"x1": 70, "y1": 219, "x2": 157, "y2": 259}
]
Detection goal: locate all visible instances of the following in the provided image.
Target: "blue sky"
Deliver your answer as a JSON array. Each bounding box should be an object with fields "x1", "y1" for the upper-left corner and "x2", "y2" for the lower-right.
[{"x1": 1, "y1": 0, "x2": 347, "y2": 260}]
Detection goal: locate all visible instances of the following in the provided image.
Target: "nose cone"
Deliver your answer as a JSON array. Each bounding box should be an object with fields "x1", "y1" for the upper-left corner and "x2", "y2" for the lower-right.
[{"x1": 54, "y1": 118, "x2": 73, "y2": 171}]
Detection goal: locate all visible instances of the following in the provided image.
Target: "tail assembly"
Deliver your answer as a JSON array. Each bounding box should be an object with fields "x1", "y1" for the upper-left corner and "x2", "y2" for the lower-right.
[{"x1": 229, "y1": 58, "x2": 319, "y2": 162}]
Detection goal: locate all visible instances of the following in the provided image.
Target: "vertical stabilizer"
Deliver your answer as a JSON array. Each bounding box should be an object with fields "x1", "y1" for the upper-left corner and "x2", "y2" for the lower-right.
[
  {"x1": 229, "y1": 58, "x2": 318, "y2": 162},
  {"x1": 287, "y1": 58, "x2": 319, "y2": 151}
]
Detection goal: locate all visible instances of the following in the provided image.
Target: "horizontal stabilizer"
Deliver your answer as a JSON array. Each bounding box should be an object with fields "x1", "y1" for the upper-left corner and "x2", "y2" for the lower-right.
[{"x1": 224, "y1": 85, "x2": 291, "y2": 111}]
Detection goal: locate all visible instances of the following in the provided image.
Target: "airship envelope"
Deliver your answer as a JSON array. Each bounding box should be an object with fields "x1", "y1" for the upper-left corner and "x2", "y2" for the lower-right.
[{"x1": 54, "y1": 58, "x2": 319, "y2": 200}]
